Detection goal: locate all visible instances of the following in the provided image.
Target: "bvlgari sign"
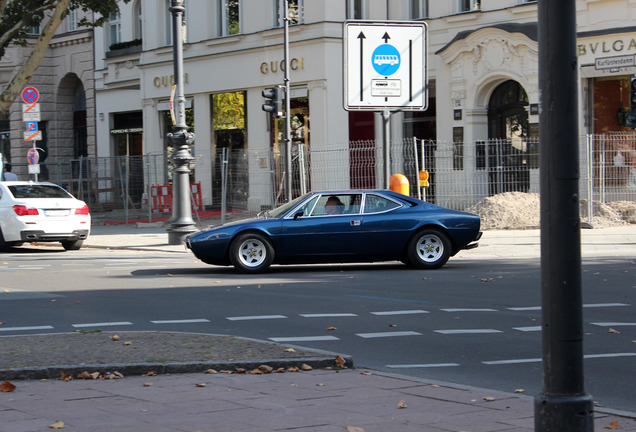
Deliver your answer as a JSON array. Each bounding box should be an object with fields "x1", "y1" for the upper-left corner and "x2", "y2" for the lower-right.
[{"x1": 577, "y1": 34, "x2": 636, "y2": 65}]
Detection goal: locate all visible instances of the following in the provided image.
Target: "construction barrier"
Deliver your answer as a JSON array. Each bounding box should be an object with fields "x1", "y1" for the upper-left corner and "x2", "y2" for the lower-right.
[{"x1": 149, "y1": 182, "x2": 202, "y2": 213}]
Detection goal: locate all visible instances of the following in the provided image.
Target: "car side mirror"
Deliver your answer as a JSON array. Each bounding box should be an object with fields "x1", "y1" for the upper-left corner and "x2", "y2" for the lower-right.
[{"x1": 293, "y1": 211, "x2": 304, "y2": 220}]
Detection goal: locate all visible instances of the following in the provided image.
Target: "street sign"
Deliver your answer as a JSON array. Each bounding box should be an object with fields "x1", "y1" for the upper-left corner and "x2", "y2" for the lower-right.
[
  {"x1": 24, "y1": 131, "x2": 41, "y2": 141},
  {"x1": 344, "y1": 20, "x2": 428, "y2": 111},
  {"x1": 22, "y1": 103, "x2": 41, "y2": 122},
  {"x1": 27, "y1": 148, "x2": 39, "y2": 165},
  {"x1": 22, "y1": 87, "x2": 39, "y2": 104}
]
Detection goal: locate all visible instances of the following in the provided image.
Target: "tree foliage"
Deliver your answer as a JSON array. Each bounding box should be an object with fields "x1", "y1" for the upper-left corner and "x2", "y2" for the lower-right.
[{"x1": 0, "y1": 0, "x2": 129, "y2": 116}]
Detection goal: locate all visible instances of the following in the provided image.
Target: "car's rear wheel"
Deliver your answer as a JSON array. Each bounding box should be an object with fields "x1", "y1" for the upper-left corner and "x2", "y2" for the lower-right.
[
  {"x1": 61, "y1": 240, "x2": 84, "y2": 251},
  {"x1": 406, "y1": 228, "x2": 451, "y2": 269},
  {"x1": 229, "y1": 232, "x2": 274, "y2": 273},
  {"x1": 0, "y1": 229, "x2": 9, "y2": 252}
]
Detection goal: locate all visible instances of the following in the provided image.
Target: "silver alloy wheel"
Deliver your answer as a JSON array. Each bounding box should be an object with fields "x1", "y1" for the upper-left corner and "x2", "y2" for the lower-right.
[
  {"x1": 237, "y1": 237, "x2": 267, "y2": 268},
  {"x1": 415, "y1": 233, "x2": 444, "y2": 263}
]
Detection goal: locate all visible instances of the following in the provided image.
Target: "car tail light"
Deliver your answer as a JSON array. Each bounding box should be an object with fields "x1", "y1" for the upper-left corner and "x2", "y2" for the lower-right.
[
  {"x1": 75, "y1": 205, "x2": 90, "y2": 215},
  {"x1": 13, "y1": 205, "x2": 39, "y2": 216}
]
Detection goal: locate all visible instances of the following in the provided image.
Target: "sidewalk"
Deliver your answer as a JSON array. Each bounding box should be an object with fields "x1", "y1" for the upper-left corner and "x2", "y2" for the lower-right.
[{"x1": 2, "y1": 223, "x2": 633, "y2": 431}]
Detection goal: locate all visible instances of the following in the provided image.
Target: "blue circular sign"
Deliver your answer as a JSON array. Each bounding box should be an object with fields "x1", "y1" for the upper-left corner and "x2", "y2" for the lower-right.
[{"x1": 371, "y1": 44, "x2": 401, "y2": 76}]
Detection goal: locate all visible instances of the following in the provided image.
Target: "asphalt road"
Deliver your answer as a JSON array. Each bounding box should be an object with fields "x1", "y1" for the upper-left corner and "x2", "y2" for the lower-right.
[{"x1": 1, "y1": 247, "x2": 634, "y2": 413}]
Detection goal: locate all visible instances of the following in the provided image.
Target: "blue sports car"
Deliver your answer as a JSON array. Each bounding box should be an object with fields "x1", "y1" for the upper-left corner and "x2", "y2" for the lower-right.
[{"x1": 185, "y1": 190, "x2": 481, "y2": 273}]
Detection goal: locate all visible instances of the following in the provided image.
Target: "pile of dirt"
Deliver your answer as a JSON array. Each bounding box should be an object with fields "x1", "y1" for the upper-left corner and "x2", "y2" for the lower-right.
[{"x1": 466, "y1": 192, "x2": 636, "y2": 230}]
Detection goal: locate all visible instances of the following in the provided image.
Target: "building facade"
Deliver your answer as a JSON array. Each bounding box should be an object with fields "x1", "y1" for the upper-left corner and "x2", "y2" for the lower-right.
[{"x1": 89, "y1": 0, "x2": 636, "y2": 212}]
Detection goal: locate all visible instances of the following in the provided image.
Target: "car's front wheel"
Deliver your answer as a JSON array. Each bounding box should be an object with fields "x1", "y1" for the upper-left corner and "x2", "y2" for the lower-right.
[
  {"x1": 229, "y1": 232, "x2": 274, "y2": 273},
  {"x1": 61, "y1": 240, "x2": 84, "y2": 251},
  {"x1": 406, "y1": 229, "x2": 451, "y2": 269}
]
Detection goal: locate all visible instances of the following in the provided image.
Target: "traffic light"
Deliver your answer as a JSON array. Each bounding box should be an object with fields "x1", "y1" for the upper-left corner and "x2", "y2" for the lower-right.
[
  {"x1": 626, "y1": 75, "x2": 636, "y2": 129},
  {"x1": 262, "y1": 85, "x2": 284, "y2": 118}
]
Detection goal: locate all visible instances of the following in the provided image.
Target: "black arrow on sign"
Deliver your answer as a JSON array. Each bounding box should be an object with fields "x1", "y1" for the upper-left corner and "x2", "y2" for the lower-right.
[
  {"x1": 382, "y1": 32, "x2": 390, "y2": 43},
  {"x1": 358, "y1": 31, "x2": 365, "y2": 102}
]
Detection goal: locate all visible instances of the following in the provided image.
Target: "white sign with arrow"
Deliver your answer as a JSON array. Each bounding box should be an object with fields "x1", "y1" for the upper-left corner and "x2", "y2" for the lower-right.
[{"x1": 343, "y1": 20, "x2": 428, "y2": 111}]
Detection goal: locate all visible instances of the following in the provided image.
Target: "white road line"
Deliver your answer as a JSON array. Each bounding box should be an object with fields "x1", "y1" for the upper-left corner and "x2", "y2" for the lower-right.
[
  {"x1": 434, "y1": 329, "x2": 502, "y2": 334},
  {"x1": 72, "y1": 321, "x2": 133, "y2": 328},
  {"x1": 484, "y1": 358, "x2": 542, "y2": 365},
  {"x1": 151, "y1": 319, "x2": 210, "y2": 324},
  {"x1": 584, "y1": 353, "x2": 636, "y2": 359},
  {"x1": 513, "y1": 326, "x2": 542, "y2": 332},
  {"x1": 591, "y1": 322, "x2": 636, "y2": 327},
  {"x1": 371, "y1": 310, "x2": 429, "y2": 316},
  {"x1": 508, "y1": 303, "x2": 629, "y2": 311},
  {"x1": 0, "y1": 325, "x2": 54, "y2": 332},
  {"x1": 18, "y1": 264, "x2": 52, "y2": 268},
  {"x1": 356, "y1": 331, "x2": 422, "y2": 338},
  {"x1": 441, "y1": 308, "x2": 497, "y2": 312},
  {"x1": 269, "y1": 336, "x2": 339, "y2": 342},
  {"x1": 387, "y1": 363, "x2": 460, "y2": 368},
  {"x1": 300, "y1": 313, "x2": 358, "y2": 318},
  {"x1": 226, "y1": 315, "x2": 287, "y2": 321}
]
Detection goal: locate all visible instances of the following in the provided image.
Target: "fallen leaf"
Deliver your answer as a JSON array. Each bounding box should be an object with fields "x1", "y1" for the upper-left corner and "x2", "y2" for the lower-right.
[
  {"x1": 49, "y1": 421, "x2": 65, "y2": 429},
  {"x1": 284, "y1": 348, "x2": 296, "y2": 353},
  {"x1": 274, "y1": 367, "x2": 286, "y2": 373},
  {"x1": 142, "y1": 371, "x2": 157, "y2": 377},
  {"x1": 123, "y1": 341, "x2": 132, "y2": 345},
  {"x1": 235, "y1": 368, "x2": 246, "y2": 374},
  {"x1": 608, "y1": 328, "x2": 620, "y2": 334},
  {"x1": 287, "y1": 366, "x2": 299, "y2": 372},
  {"x1": 360, "y1": 371, "x2": 373, "y2": 375},
  {"x1": 335, "y1": 355, "x2": 346, "y2": 368},
  {"x1": 258, "y1": 365, "x2": 274, "y2": 374},
  {"x1": 301, "y1": 364, "x2": 312, "y2": 371},
  {"x1": 76, "y1": 371, "x2": 99, "y2": 380},
  {"x1": 195, "y1": 383, "x2": 206, "y2": 387},
  {"x1": 515, "y1": 389, "x2": 525, "y2": 393},
  {"x1": 249, "y1": 369, "x2": 263, "y2": 374},
  {"x1": 204, "y1": 369, "x2": 217, "y2": 374},
  {"x1": 483, "y1": 396, "x2": 496, "y2": 401},
  {"x1": 605, "y1": 419, "x2": 619, "y2": 430},
  {"x1": 481, "y1": 278, "x2": 494, "y2": 283},
  {"x1": 397, "y1": 399, "x2": 407, "y2": 409},
  {"x1": 58, "y1": 373, "x2": 73, "y2": 382},
  {"x1": 111, "y1": 335, "x2": 120, "y2": 341},
  {"x1": 327, "y1": 326, "x2": 337, "y2": 330},
  {"x1": 0, "y1": 381, "x2": 16, "y2": 392},
  {"x1": 346, "y1": 427, "x2": 367, "y2": 432},
  {"x1": 142, "y1": 382, "x2": 152, "y2": 387}
]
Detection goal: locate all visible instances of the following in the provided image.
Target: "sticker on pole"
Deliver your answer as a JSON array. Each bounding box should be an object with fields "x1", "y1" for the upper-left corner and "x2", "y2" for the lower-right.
[{"x1": 22, "y1": 87, "x2": 39, "y2": 104}]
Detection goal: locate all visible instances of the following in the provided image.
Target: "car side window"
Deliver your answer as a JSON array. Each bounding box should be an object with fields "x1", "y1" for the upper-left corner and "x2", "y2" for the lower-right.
[
  {"x1": 311, "y1": 194, "x2": 362, "y2": 216},
  {"x1": 363, "y1": 194, "x2": 401, "y2": 214},
  {"x1": 293, "y1": 195, "x2": 319, "y2": 217}
]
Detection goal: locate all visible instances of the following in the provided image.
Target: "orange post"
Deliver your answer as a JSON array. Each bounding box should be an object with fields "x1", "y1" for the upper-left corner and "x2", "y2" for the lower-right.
[{"x1": 389, "y1": 173, "x2": 410, "y2": 196}]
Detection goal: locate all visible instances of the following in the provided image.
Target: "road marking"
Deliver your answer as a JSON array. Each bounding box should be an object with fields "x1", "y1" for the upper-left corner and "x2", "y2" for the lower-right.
[
  {"x1": 371, "y1": 310, "x2": 429, "y2": 315},
  {"x1": 226, "y1": 315, "x2": 287, "y2": 321},
  {"x1": 435, "y1": 329, "x2": 502, "y2": 334},
  {"x1": 0, "y1": 325, "x2": 54, "y2": 332},
  {"x1": 269, "y1": 336, "x2": 339, "y2": 342},
  {"x1": 72, "y1": 321, "x2": 133, "y2": 328},
  {"x1": 356, "y1": 331, "x2": 422, "y2": 338},
  {"x1": 483, "y1": 358, "x2": 542, "y2": 365},
  {"x1": 300, "y1": 313, "x2": 358, "y2": 318},
  {"x1": 508, "y1": 303, "x2": 629, "y2": 311},
  {"x1": 591, "y1": 322, "x2": 636, "y2": 327},
  {"x1": 584, "y1": 353, "x2": 636, "y2": 359},
  {"x1": 441, "y1": 308, "x2": 497, "y2": 312},
  {"x1": 151, "y1": 319, "x2": 210, "y2": 324},
  {"x1": 387, "y1": 363, "x2": 460, "y2": 368},
  {"x1": 513, "y1": 326, "x2": 542, "y2": 332},
  {"x1": 347, "y1": 294, "x2": 430, "y2": 304}
]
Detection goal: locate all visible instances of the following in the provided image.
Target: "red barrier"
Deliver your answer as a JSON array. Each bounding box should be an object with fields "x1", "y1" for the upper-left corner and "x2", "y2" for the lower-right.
[{"x1": 150, "y1": 182, "x2": 201, "y2": 213}]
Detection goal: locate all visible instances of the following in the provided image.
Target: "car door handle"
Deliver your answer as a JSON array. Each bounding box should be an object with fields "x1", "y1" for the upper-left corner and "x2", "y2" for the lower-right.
[{"x1": 350, "y1": 219, "x2": 361, "y2": 226}]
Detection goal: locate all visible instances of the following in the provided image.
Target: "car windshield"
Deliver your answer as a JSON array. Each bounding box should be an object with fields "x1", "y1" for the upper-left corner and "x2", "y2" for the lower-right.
[
  {"x1": 8, "y1": 184, "x2": 73, "y2": 199},
  {"x1": 265, "y1": 194, "x2": 311, "y2": 218}
]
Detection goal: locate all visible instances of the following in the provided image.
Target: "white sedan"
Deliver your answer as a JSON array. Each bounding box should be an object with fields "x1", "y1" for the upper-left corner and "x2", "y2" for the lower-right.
[{"x1": 0, "y1": 181, "x2": 91, "y2": 251}]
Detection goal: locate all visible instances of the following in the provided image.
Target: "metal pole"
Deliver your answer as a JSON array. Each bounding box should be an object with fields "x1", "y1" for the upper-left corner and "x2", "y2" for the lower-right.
[
  {"x1": 166, "y1": 0, "x2": 196, "y2": 245},
  {"x1": 534, "y1": 0, "x2": 594, "y2": 430},
  {"x1": 382, "y1": 110, "x2": 391, "y2": 189},
  {"x1": 283, "y1": 0, "x2": 292, "y2": 201}
]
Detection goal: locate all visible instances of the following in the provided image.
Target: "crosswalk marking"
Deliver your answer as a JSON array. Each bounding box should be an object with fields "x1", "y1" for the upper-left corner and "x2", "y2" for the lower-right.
[
  {"x1": 72, "y1": 322, "x2": 132, "y2": 328},
  {"x1": 0, "y1": 325, "x2": 54, "y2": 332},
  {"x1": 435, "y1": 329, "x2": 502, "y2": 334},
  {"x1": 441, "y1": 308, "x2": 497, "y2": 312},
  {"x1": 513, "y1": 326, "x2": 542, "y2": 332},
  {"x1": 371, "y1": 310, "x2": 429, "y2": 315},
  {"x1": 387, "y1": 363, "x2": 460, "y2": 368},
  {"x1": 226, "y1": 315, "x2": 287, "y2": 321},
  {"x1": 151, "y1": 319, "x2": 210, "y2": 324},
  {"x1": 591, "y1": 322, "x2": 636, "y2": 326},
  {"x1": 356, "y1": 331, "x2": 422, "y2": 338},
  {"x1": 269, "y1": 336, "x2": 339, "y2": 342},
  {"x1": 300, "y1": 313, "x2": 358, "y2": 318}
]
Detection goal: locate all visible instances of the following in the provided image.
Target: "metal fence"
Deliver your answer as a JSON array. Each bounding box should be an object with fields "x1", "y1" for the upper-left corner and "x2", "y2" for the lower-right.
[{"x1": 6, "y1": 133, "x2": 636, "y2": 224}]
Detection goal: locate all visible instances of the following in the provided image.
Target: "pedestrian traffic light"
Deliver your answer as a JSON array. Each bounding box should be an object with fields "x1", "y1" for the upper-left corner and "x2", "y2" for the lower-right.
[{"x1": 262, "y1": 85, "x2": 284, "y2": 118}]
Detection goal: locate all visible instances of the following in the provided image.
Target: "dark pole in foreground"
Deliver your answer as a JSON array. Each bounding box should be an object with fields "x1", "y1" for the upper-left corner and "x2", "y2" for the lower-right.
[
  {"x1": 535, "y1": 0, "x2": 594, "y2": 430},
  {"x1": 166, "y1": 0, "x2": 196, "y2": 245}
]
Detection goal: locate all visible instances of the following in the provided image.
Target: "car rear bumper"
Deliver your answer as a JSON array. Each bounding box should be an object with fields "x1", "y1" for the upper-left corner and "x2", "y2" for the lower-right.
[{"x1": 21, "y1": 230, "x2": 90, "y2": 242}]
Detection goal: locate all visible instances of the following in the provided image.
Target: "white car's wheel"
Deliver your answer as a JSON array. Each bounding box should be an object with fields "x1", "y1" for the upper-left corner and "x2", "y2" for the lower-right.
[
  {"x1": 229, "y1": 232, "x2": 274, "y2": 273},
  {"x1": 62, "y1": 240, "x2": 84, "y2": 251},
  {"x1": 406, "y1": 229, "x2": 451, "y2": 269}
]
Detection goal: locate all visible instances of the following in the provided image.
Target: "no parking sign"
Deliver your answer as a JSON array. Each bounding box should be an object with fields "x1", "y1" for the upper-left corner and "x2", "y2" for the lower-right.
[{"x1": 27, "y1": 148, "x2": 39, "y2": 165}]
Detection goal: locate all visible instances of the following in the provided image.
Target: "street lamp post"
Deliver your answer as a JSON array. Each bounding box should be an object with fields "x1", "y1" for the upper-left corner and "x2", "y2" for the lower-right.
[{"x1": 166, "y1": 0, "x2": 197, "y2": 245}]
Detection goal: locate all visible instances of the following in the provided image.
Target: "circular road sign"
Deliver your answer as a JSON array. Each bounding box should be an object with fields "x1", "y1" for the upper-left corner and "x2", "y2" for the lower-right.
[
  {"x1": 371, "y1": 44, "x2": 401, "y2": 76},
  {"x1": 22, "y1": 87, "x2": 39, "y2": 104},
  {"x1": 27, "y1": 148, "x2": 39, "y2": 165}
]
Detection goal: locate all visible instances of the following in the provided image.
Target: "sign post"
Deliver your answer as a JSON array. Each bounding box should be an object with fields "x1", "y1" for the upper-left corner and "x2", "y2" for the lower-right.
[
  {"x1": 21, "y1": 86, "x2": 41, "y2": 180},
  {"x1": 343, "y1": 20, "x2": 428, "y2": 188}
]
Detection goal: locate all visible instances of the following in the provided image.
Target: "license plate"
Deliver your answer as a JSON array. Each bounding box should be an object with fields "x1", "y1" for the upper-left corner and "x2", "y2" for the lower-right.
[{"x1": 45, "y1": 209, "x2": 70, "y2": 216}]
